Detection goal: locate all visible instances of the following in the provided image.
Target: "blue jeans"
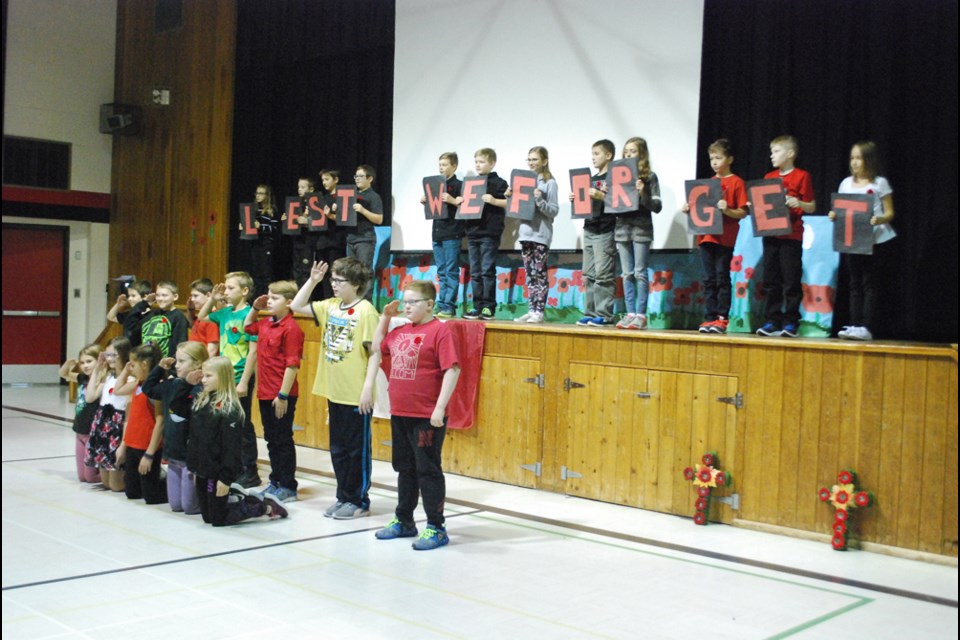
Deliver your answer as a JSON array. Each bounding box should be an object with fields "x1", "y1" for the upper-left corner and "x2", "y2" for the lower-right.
[
  {"x1": 466, "y1": 236, "x2": 498, "y2": 312},
  {"x1": 616, "y1": 240, "x2": 651, "y2": 315},
  {"x1": 432, "y1": 239, "x2": 461, "y2": 313}
]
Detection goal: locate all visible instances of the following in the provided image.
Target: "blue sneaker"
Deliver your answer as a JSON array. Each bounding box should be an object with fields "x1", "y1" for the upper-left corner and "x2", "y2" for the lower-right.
[
  {"x1": 261, "y1": 483, "x2": 297, "y2": 503},
  {"x1": 588, "y1": 317, "x2": 610, "y2": 326},
  {"x1": 756, "y1": 322, "x2": 781, "y2": 337},
  {"x1": 780, "y1": 323, "x2": 798, "y2": 338},
  {"x1": 375, "y1": 518, "x2": 418, "y2": 540},
  {"x1": 412, "y1": 525, "x2": 449, "y2": 550},
  {"x1": 259, "y1": 482, "x2": 280, "y2": 498},
  {"x1": 576, "y1": 316, "x2": 595, "y2": 326}
]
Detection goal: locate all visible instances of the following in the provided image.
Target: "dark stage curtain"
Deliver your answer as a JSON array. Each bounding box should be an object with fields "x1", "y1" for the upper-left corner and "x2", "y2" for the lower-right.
[
  {"x1": 697, "y1": 0, "x2": 957, "y2": 342},
  {"x1": 229, "y1": 0, "x2": 395, "y2": 282}
]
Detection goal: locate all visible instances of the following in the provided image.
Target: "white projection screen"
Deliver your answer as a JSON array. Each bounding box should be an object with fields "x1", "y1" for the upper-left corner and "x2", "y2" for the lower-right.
[{"x1": 391, "y1": 0, "x2": 704, "y2": 252}]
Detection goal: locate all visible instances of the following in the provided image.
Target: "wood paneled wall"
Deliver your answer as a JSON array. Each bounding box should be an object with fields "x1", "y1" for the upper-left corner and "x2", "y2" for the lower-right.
[
  {"x1": 256, "y1": 317, "x2": 958, "y2": 557},
  {"x1": 109, "y1": 0, "x2": 237, "y2": 288}
]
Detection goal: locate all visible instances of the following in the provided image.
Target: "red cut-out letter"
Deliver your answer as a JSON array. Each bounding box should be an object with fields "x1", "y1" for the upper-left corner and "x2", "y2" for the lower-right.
[
  {"x1": 571, "y1": 171, "x2": 592, "y2": 217},
  {"x1": 458, "y1": 177, "x2": 485, "y2": 218},
  {"x1": 508, "y1": 173, "x2": 536, "y2": 215},
  {"x1": 752, "y1": 184, "x2": 790, "y2": 233},
  {"x1": 307, "y1": 194, "x2": 327, "y2": 230},
  {"x1": 609, "y1": 164, "x2": 632, "y2": 209},
  {"x1": 424, "y1": 182, "x2": 445, "y2": 218},
  {"x1": 689, "y1": 185, "x2": 714, "y2": 227},
  {"x1": 835, "y1": 197, "x2": 870, "y2": 247}
]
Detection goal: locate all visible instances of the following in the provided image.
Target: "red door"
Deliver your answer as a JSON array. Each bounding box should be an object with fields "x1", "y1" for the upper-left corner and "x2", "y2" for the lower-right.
[{"x1": 2, "y1": 225, "x2": 67, "y2": 372}]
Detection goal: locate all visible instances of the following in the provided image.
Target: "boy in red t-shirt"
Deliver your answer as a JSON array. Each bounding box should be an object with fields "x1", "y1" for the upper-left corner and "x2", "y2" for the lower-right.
[
  {"x1": 243, "y1": 280, "x2": 305, "y2": 503},
  {"x1": 187, "y1": 278, "x2": 220, "y2": 358},
  {"x1": 755, "y1": 135, "x2": 816, "y2": 338},
  {"x1": 682, "y1": 139, "x2": 747, "y2": 334},
  {"x1": 363, "y1": 281, "x2": 461, "y2": 550}
]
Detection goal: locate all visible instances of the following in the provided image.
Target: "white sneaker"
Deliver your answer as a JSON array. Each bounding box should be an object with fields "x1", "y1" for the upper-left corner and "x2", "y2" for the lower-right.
[
  {"x1": 630, "y1": 314, "x2": 648, "y2": 330},
  {"x1": 616, "y1": 313, "x2": 636, "y2": 329},
  {"x1": 526, "y1": 311, "x2": 544, "y2": 323},
  {"x1": 514, "y1": 312, "x2": 532, "y2": 323},
  {"x1": 849, "y1": 326, "x2": 873, "y2": 341},
  {"x1": 838, "y1": 326, "x2": 853, "y2": 339}
]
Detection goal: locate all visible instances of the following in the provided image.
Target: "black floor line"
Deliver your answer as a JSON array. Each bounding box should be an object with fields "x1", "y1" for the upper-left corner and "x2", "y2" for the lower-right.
[
  {"x1": 3, "y1": 403, "x2": 955, "y2": 608},
  {"x1": 3, "y1": 454, "x2": 74, "y2": 463},
  {"x1": 1, "y1": 405, "x2": 72, "y2": 423},
  {"x1": 2, "y1": 509, "x2": 483, "y2": 592}
]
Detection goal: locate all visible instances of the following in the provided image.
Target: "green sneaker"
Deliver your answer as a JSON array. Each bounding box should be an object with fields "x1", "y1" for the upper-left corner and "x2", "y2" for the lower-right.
[{"x1": 412, "y1": 525, "x2": 449, "y2": 550}]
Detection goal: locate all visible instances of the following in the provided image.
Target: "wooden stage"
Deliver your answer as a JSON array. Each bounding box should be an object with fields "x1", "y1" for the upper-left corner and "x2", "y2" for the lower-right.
[{"x1": 254, "y1": 317, "x2": 959, "y2": 559}]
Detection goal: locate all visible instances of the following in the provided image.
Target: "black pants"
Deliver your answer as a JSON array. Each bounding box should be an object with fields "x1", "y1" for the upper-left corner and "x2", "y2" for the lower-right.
[
  {"x1": 314, "y1": 242, "x2": 345, "y2": 301},
  {"x1": 761, "y1": 237, "x2": 803, "y2": 326},
  {"x1": 195, "y1": 475, "x2": 265, "y2": 526},
  {"x1": 699, "y1": 242, "x2": 734, "y2": 321},
  {"x1": 291, "y1": 236, "x2": 315, "y2": 287},
  {"x1": 845, "y1": 253, "x2": 877, "y2": 329},
  {"x1": 123, "y1": 446, "x2": 167, "y2": 504},
  {"x1": 239, "y1": 382, "x2": 259, "y2": 477},
  {"x1": 391, "y1": 415, "x2": 446, "y2": 528},
  {"x1": 328, "y1": 401, "x2": 372, "y2": 508},
  {"x1": 259, "y1": 397, "x2": 298, "y2": 490},
  {"x1": 250, "y1": 238, "x2": 276, "y2": 298}
]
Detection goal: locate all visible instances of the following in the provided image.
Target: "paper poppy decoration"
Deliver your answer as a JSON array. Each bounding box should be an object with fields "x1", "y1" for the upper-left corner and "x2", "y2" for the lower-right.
[
  {"x1": 682, "y1": 451, "x2": 732, "y2": 526},
  {"x1": 818, "y1": 469, "x2": 874, "y2": 550},
  {"x1": 347, "y1": 308, "x2": 355, "y2": 315}
]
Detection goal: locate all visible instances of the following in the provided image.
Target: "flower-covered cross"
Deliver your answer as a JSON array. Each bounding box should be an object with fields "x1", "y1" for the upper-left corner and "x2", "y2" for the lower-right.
[
  {"x1": 818, "y1": 469, "x2": 873, "y2": 550},
  {"x1": 682, "y1": 452, "x2": 731, "y2": 525}
]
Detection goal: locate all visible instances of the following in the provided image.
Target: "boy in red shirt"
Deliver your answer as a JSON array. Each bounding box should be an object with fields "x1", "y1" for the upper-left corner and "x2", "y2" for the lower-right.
[
  {"x1": 363, "y1": 281, "x2": 461, "y2": 550},
  {"x1": 187, "y1": 278, "x2": 220, "y2": 358},
  {"x1": 682, "y1": 139, "x2": 747, "y2": 334},
  {"x1": 244, "y1": 280, "x2": 304, "y2": 503},
  {"x1": 755, "y1": 135, "x2": 816, "y2": 338}
]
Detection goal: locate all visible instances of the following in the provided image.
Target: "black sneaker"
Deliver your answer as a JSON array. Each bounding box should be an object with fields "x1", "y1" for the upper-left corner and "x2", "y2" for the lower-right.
[
  {"x1": 462, "y1": 309, "x2": 481, "y2": 320},
  {"x1": 264, "y1": 494, "x2": 288, "y2": 519},
  {"x1": 236, "y1": 471, "x2": 262, "y2": 489}
]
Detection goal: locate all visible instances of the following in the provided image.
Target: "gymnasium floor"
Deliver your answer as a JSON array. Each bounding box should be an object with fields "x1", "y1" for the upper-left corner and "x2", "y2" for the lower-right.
[{"x1": 2, "y1": 385, "x2": 956, "y2": 639}]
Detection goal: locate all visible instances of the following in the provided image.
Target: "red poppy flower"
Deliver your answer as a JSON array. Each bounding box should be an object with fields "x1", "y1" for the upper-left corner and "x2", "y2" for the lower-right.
[
  {"x1": 108, "y1": 387, "x2": 114, "y2": 395},
  {"x1": 866, "y1": 189, "x2": 874, "y2": 195},
  {"x1": 497, "y1": 272, "x2": 511, "y2": 290},
  {"x1": 395, "y1": 258, "x2": 408, "y2": 269},
  {"x1": 744, "y1": 267, "x2": 754, "y2": 280},
  {"x1": 818, "y1": 487, "x2": 831, "y2": 502},
  {"x1": 347, "y1": 308, "x2": 355, "y2": 315},
  {"x1": 832, "y1": 521, "x2": 847, "y2": 536},
  {"x1": 688, "y1": 281, "x2": 701, "y2": 293},
  {"x1": 832, "y1": 535, "x2": 847, "y2": 550},
  {"x1": 683, "y1": 467, "x2": 695, "y2": 480},
  {"x1": 837, "y1": 470, "x2": 854, "y2": 484},
  {"x1": 701, "y1": 453, "x2": 716, "y2": 467},
  {"x1": 231, "y1": 327, "x2": 239, "y2": 334},
  {"x1": 161, "y1": 317, "x2": 169, "y2": 324},
  {"x1": 835, "y1": 509, "x2": 848, "y2": 522},
  {"x1": 735, "y1": 282, "x2": 748, "y2": 299},
  {"x1": 547, "y1": 297, "x2": 558, "y2": 307},
  {"x1": 802, "y1": 284, "x2": 835, "y2": 314},
  {"x1": 697, "y1": 486, "x2": 710, "y2": 497},
  {"x1": 697, "y1": 467, "x2": 713, "y2": 484},
  {"x1": 208, "y1": 212, "x2": 217, "y2": 224},
  {"x1": 834, "y1": 490, "x2": 850, "y2": 505},
  {"x1": 414, "y1": 336, "x2": 423, "y2": 345},
  {"x1": 650, "y1": 270, "x2": 673, "y2": 292},
  {"x1": 190, "y1": 218, "x2": 198, "y2": 230},
  {"x1": 400, "y1": 274, "x2": 413, "y2": 290},
  {"x1": 570, "y1": 271, "x2": 583, "y2": 287},
  {"x1": 715, "y1": 472, "x2": 727, "y2": 487},
  {"x1": 695, "y1": 497, "x2": 708, "y2": 511},
  {"x1": 674, "y1": 289, "x2": 692, "y2": 306},
  {"x1": 557, "y1": 278, "x2": 570, "y2": 293},
  {"x1": 418, "y1": 255, "x2": 431, "y2": 272},
  {"x1": 854, "y1": 491, "x2": 871, "y2": 507},
  {"x1": 515, "y1": 268, "x2": 527, "y2": 287},
  {"x1": 730, "y1": 255, "x2": 743, "y2": 272},
  {"x1": 693, "y1": 511, "x2": 707, "y2": 525}
]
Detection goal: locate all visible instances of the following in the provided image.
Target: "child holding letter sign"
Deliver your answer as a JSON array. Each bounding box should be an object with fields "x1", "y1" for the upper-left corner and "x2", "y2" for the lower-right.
[
  {"x1": 615, "y1": 137, "x2": 662, "y2": 330},
  {"x1": 420, "y1": 152, "x2": 464, "y2": 319},
  {"x1": 681, "y1": 139, "x2": 747, "y2": 334},
  {"x1": 508, "y1": 146, "x2": 559, "y2": 324},
  {"x1": 462, "y1": 148, "x2": 508, "y2": 320},
  {"x1": 828, "y1": 141, "x2": 896, "y2": 341},
  {"x1": 754, "y1": 135, "x2": 816, "y2": 338}
]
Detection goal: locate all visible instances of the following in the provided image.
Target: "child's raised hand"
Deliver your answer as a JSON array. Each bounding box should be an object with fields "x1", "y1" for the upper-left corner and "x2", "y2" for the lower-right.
[
  {"x1": 252, "y1": 295, "x2": 269, "y2": 311},
  {"x1": 310, "y1": 261, "x2": 329, "y2": 283},
  {"x1": 159, "y1": 357, "x2": 176, "y2": 370},
  {"x1": 185, "y1": 369, "x2": 203, "y2": 386},
  {"x1": 382, "y1": 299, "x2": 401, "y2": 319},
  {"x1": 116, "y1": 294, "x2": 131, "y2": 311},
  {"x1": 213, "y1": 283, "x2": 227, "y2": 302},
  {"x1": 145, "y1": 292, "x2": 157, "y2": 305}
]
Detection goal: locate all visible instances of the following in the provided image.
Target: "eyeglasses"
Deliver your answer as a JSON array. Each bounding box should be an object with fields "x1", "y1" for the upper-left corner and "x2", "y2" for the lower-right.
[
  {"x1": 400, "y1": 298, "x2": 429, "y2": 307},
  {"x1": 353, "y1": 174, "x2": 368, "y2": 180},
  {"x1": 330, "y1": 277, "x2": 349, "y2": 284}
]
